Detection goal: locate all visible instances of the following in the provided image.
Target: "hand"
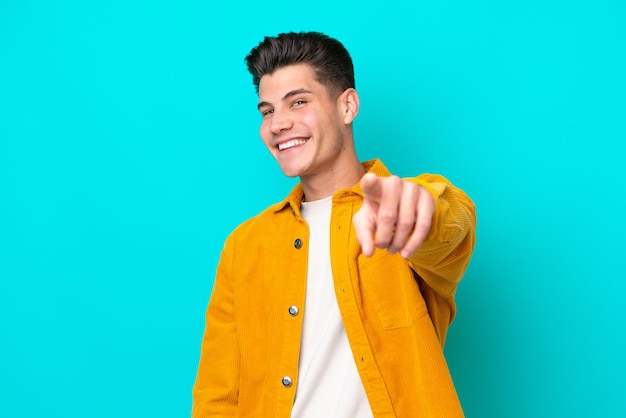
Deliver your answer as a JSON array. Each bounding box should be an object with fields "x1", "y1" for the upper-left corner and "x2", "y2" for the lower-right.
[{"x1": 353, "y1": 173, "x2": 435, "y2": 258}]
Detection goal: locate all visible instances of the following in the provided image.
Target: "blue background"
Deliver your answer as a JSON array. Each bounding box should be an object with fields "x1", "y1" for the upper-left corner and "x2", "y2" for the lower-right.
[{"x1": 1, "y1": 1, "x2": 625, "y2": 416}]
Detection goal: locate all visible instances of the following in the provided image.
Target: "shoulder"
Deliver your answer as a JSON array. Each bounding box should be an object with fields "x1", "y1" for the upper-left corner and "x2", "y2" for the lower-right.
[
  {"x1": 227, "y1": 182, "x2": 303, "y2": 241},
  {"x1": 224, "y1": 198, "x2": 294, "y2": 248}
]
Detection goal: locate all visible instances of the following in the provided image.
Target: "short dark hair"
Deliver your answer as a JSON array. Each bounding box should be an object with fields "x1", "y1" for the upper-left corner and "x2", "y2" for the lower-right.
[{"x1": 245, "y1": 31, "x2": 355, "y2": 96}]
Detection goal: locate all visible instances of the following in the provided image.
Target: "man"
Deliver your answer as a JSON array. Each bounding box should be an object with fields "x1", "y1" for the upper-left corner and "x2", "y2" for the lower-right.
[{"x1": 192, "y1": 31, "x2": 476, "y2": 417}]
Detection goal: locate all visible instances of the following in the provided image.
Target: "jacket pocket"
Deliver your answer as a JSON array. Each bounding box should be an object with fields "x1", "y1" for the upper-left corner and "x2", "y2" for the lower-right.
[{"x1": 357, "y1": 249, "x2": 428, "y2": 329}]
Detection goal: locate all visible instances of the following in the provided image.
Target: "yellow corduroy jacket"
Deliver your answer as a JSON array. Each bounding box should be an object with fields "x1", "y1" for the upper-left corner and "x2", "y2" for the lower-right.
[{"x1": 192, "y1": 159, "x2": 476, "y2": 417}]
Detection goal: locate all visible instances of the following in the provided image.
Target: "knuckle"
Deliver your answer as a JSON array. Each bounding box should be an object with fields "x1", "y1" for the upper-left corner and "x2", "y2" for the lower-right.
[
  {"x1": 396, "y1": 218, "x2": 414, "y2": 231},
  {"x1": 382, "y1": 175, "x2": 402, "y2": 189},
  {"x1": 415, "y1": 219, "x2": 431, "y2": 234},
  {"x1": 378, "y1": 210, "x2": 396, "y2": 224},
  {"x1": 390, "y1": 175, "x2": 403, "y2": 188}
]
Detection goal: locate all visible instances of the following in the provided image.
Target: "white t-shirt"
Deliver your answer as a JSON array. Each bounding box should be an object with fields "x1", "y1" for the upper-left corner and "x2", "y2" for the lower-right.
[{"x1": 291, "y1": 196, "x2": 373, "y2": 418}]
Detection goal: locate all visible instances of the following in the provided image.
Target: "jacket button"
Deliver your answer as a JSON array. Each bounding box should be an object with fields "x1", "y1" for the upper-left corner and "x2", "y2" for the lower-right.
[
  {"x1": 288, "y1": 305, "x2": 299, "y2": 316},
  {"x1": 294, "y1": 238, "x2": 303, "y2": 249},
  {"x1": 281, "y1": 376, "x2": 293, "y2": 387}
]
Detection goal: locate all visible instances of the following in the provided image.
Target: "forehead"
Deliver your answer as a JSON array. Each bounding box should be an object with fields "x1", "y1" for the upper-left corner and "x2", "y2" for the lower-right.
[{"x1": 258, "y1": 64, "x2": 324, "y2": 99}]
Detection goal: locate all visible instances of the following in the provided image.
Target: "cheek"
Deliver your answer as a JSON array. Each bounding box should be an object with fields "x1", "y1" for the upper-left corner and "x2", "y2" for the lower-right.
[
  {"x1": 259, "y1": 122, "x2": 271, "y2": 144},
  {"x1": 301, "y1": 111, "x2": 317, "y2": 125}
]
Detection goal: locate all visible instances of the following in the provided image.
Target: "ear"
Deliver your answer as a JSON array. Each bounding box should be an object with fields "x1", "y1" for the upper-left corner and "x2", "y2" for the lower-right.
[{"x1": 339, "y1": 88, "x2": 360, "y2": 124}]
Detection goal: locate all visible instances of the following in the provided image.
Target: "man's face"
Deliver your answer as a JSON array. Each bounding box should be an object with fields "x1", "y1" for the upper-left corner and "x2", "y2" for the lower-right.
[{"x1": 257, "y1": 64, "x2": 348, "y2": 179}]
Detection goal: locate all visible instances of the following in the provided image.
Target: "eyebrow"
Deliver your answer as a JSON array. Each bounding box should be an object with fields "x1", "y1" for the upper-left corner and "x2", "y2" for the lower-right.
[{"x1": 257, "y1": 88, "x2": 313, "y2": 110}]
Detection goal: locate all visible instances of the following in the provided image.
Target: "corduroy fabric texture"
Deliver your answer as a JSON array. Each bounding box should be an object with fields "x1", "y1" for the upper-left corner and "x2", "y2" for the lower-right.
[{"x1": 192, "y1": 159, "x2": 476, "y2": 417}]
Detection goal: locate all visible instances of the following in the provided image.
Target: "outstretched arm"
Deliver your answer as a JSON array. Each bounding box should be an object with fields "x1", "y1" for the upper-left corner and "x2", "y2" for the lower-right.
[{"x1": 353, "y1": 172, "x2": 476, "y2": 295}]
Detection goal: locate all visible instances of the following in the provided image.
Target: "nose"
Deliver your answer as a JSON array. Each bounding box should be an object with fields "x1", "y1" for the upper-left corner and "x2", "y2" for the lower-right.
[{"x1": 269, "y1": 109, "x2": 293, "y2": 134}]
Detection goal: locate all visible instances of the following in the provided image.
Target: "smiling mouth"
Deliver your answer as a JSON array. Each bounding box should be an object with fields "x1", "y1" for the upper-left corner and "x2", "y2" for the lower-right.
[{"x1": 278, "y1": 139, "x2": 307, "y2": 151}]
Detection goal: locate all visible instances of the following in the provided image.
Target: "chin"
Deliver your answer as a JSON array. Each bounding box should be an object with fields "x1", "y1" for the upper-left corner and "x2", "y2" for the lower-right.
[
  {"x1": 279, "y1": 168, "x2": 304, "y2": 178},
  {"x1": 275, "y1": 158, "x2": 309, "y2": 178},
  {"x1": 277, "y1": 163, "x2": 308, "y2": 179}
]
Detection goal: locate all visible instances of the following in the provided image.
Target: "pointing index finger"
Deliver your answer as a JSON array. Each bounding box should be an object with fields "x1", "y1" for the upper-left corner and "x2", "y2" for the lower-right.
[{"x1": 360, "y1": 172, "x2": 382, "y2": 204}]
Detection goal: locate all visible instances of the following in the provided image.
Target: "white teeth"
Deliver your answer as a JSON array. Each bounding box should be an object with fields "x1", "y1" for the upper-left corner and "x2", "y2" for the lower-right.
[{"x1": 278, "y1": 139, "x2": 307, "y2": 150}]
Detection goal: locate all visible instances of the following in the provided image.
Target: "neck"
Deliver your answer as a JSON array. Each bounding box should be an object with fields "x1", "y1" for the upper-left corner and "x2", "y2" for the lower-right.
[{"x1": 300, "y1": 154, "x2": 366, "y2": 201}]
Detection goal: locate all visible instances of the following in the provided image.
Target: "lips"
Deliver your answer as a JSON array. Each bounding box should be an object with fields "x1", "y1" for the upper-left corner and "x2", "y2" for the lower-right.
[{"x1": 277, "y1": 138, "x2": 307, "y2": 151}]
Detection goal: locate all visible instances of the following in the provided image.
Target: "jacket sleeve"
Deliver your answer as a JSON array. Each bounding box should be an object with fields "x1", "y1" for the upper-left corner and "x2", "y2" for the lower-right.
[
  {"x1": 192, "y1": 236, "x2": 240, "y2": 417},
  {"x1": 407, "y1": 174, "x2": 477, "y2": 297}
]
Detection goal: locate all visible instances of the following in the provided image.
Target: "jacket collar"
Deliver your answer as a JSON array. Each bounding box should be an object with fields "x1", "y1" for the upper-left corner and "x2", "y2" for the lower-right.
[{"x1": 269, "y1": 159, "x2": 391, "y2": 216}]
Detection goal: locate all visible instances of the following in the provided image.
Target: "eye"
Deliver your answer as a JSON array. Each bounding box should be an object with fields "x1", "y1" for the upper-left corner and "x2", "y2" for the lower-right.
[
  {"x1": 261, "y1": 108, "x2": 274, "y2": 117},
  {"x1": 292, "y1": 99, "x2": 306, "y2": 107}
]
